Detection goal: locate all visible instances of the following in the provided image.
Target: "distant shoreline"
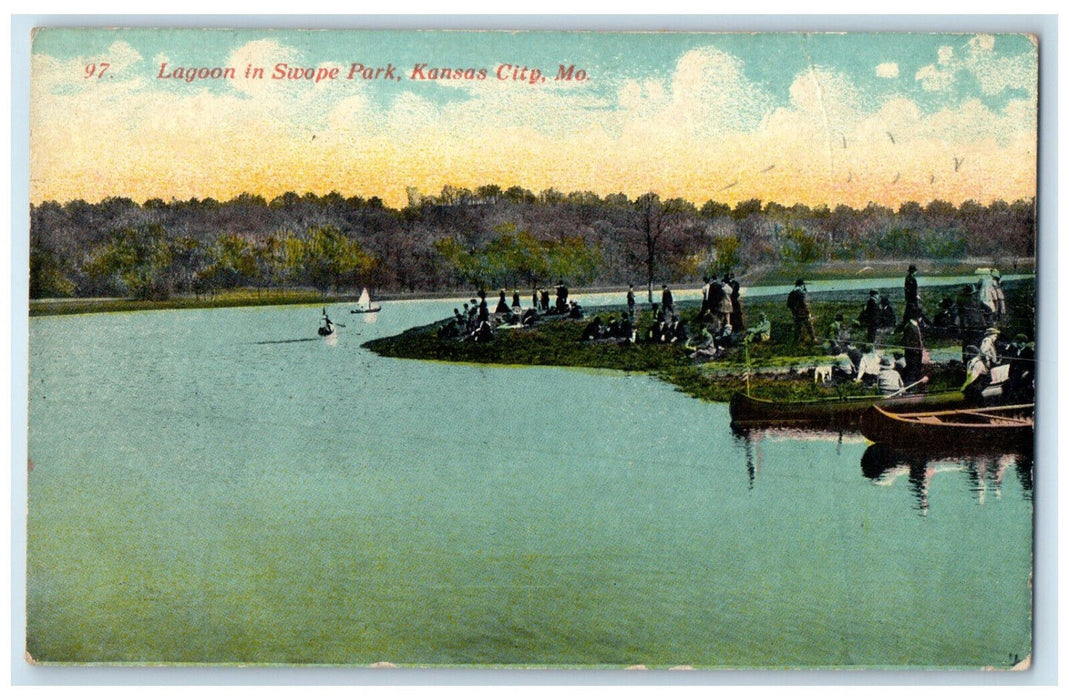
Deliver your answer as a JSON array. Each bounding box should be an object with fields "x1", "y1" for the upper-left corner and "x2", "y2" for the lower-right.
[{"x1": 29, "y1": 259, "x2": 1034, "y2": 318}]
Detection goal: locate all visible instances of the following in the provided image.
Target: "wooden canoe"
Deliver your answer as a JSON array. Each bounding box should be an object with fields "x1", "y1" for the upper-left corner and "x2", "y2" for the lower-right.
[
  {"x1": 859, "y1": 403, "x2": 1034, "y2": 449},
  {"x1": 728, "y1": 390, "x2": 968, "y2": 429}
]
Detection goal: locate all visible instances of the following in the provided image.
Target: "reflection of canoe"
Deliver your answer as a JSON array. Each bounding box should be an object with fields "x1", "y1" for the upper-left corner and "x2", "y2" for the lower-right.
[
  {"x1": 318, "y1": 326, "x2": 334, "y2": 336},
  {"x1": 859, "y1": 403, "x2": 1034, "y2": 449},
  {"x1": 728, "y1": 390, "x2": 968, "y2": 429}
]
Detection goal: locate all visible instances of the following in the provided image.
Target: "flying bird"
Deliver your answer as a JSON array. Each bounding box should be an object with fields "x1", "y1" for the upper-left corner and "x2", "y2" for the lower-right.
[
  {"x1": 886, "y1": 131, "x2": 896, "y2": 144},
  {"x1": 719, "y1": 181, "x2": 738, "y2": 192},
  {"x1": 760, "y1": 164, "x2": 775, "y2": 174},
  {"x1": 892, "y1": 172, "x2": 901, "y2": 184},
  {"x1": 841, "y1": 135, "x2": 847, "y2": 149},
  {"x1": 930, "y1": 174, "x2": 936, "y2": 184},
  {"x1": 954, "y1": 156, "x2": 964, "y2": 171},
  {"x1": 847, "y1": 170, "x2": 853, "y2": 183}
]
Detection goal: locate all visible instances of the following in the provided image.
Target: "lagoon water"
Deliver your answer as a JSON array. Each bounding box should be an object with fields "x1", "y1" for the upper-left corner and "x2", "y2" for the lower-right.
[{"x1": 27, "y1": 297, "x2": 1033, "y2": 667}]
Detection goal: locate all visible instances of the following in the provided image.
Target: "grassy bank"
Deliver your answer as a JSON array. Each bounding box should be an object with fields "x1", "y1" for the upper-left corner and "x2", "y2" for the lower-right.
[
  {"x1": 29, "y1": 289, "x2": 341, "y2": 317},
  {"x1": 364, "y1": 278, "x2": 1035, "y2": 404}
]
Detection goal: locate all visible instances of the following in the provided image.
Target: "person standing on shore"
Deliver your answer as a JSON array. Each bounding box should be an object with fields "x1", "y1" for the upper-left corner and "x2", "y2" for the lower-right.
[
  {"x1": 661, "y1": 284, "x2": 675, "y2": 318},
  {"x1": 901, "y1": 317, "x2": 925, "y2": 383},
  {"x1": 555, "y1": 280, "x2": 569, "y2": 313},
  {"x1": 903, "y1": 264, "x2": 930, "y2": 325},
  {"x1": 858, "y1": 289, "x2": 880, "y2": 342},
  {"x1": 787, "y1": 278, "x2": 815, "y2": 346},
  {"x1": 707, "y1": 277, "x2": 726, "y2": 332},
  {"x1": 717, "y1": 274, "x2": 734, "y2": 331},
  {"x1": 728, "y1": 273, "x2": 744, "y2": 332},
  {"x1": 626, "y1": 284, "x2": 636, "y2": 320}
]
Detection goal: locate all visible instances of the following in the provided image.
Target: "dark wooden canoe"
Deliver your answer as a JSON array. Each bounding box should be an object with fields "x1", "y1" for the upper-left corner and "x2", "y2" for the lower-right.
[
  {"x1": 728, "y1": 390, "x2": 968, "y2": 429},
  {"x1": 859, "y1": 403, "x2": 1034, "y2": 449}
]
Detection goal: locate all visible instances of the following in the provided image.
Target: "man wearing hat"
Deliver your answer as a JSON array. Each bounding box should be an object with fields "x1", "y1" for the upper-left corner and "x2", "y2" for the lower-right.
[
  {"x1": 877, "y1": 354, "x2": 905, "y2": 395},
  {"x1": 786, "y1": 278, "x2": 815, "y2": 346},
  {"x1": 857, "y1": 289, "x2": 880, "y2": 342},
  {"x1": 903, "y1": 264, "x2": 930, "y2": 326}
]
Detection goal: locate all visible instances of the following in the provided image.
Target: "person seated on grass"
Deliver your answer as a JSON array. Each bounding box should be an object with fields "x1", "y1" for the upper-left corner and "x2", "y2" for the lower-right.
[
  {"x1": 854, "y1": 344, "x2": 881, "y2": 385},
  {"x1": 473, "y1": 319, "x2": 494, "y2": 343},
  {"x1": 714, "y1": 321, "x2": 734, "y2": 348},
  {"x1": 605, "y1": 315, "x2": 621, "y2": 339},
  {"x1": 647, "y1": 315, "x2": 668, "y2": 344},
  {"x1": 581, "y1": 316, "x2": 603, "y2": 341},
  {"x1": 743, "y1": 313, "x2": 771, "y2": 344},
  {"x1": 826, "y1": 312, "x2": 850, "y2": 353},
  {"x1": 567, "y1": 300, "x2": 584, "y2": 319},
  {"x1": 877, "y1": 355, "x2": 905, "y2": 395},
  {"x1": 830, "y1": 352, "x2": 857, "y2": 382},
  {"x1": 668, "y1": 315, "x2": 688, "y2": 343},
  {"x1": 521, "y1": 307, "x2": 538, "y2": 327},
  {"x1": 618, "y1": 314, "x2": 635, "y2": 343},
  {"x1": 688, "y1": 325, "x2": 722, "y2": 361}
]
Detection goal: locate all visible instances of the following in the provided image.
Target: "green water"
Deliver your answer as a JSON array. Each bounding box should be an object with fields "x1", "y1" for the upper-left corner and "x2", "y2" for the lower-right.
[{"x1": 26, "y1": 300, "x2": 1033, "y2": 667}]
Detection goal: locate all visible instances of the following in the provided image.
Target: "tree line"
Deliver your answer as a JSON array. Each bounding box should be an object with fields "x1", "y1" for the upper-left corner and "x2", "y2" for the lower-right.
[{"x1": 29, "y1": 186, "x2": 1036, "y2": 300}]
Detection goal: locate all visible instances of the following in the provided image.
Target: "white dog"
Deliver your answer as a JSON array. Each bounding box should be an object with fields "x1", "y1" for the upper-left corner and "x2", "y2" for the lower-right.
[{"x1": 814, "y1": 365, "x2": 833, "y2": 383}]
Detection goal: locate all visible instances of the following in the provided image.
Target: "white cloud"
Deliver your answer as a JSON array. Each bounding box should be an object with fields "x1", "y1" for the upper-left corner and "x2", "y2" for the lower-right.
[
  {"x1": 876, "y1": 62, "x2": 899, "y2": 79},
  {"x1": 915, "y1": 34, "x2": 1036, "y2": 99},
  {"x1": 916, "y1": 62, "x2": 956, "y2": 92}
]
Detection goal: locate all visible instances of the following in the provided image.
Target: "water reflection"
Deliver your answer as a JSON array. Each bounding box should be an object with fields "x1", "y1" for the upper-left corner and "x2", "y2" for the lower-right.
[
  {"x1": 861, "y1": 444, "x2": 1033, "y2": 515},
  {"x1": 732, "y1": 425, "x2": 860, "y2": 489}
]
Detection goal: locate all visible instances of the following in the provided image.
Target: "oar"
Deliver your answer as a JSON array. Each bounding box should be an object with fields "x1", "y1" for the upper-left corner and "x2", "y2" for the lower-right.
[{"x1": 886, "y1": 375, "x2": 929, "y2": 399}]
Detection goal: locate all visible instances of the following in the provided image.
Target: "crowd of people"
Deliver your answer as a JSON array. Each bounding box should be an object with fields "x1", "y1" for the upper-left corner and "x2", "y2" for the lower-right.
[
  {"x1": 793, "y1": 265, "x2": 1033, "y2": 401},
  {"x1": 433, "y1": 264, "x2": 1033, "y2": 405},
  {"x1": 439, "y1": 281, "x2": 588, "y2": 342}
]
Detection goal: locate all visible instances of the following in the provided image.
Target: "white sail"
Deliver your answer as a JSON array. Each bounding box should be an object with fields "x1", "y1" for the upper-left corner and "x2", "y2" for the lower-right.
[{"x1": 357, "y1": 288, "x2": 371, "y2": 311}]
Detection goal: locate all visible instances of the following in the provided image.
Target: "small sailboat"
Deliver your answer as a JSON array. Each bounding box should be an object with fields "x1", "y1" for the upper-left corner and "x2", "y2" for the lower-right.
[{"x1": 350, "y1": 287, "x2": 382, "y2": 314}]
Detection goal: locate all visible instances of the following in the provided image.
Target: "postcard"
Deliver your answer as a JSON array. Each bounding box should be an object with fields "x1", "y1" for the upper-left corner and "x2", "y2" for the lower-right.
[{"x1": 25, "y1": 26, "x2": 1038, "y2": 669}]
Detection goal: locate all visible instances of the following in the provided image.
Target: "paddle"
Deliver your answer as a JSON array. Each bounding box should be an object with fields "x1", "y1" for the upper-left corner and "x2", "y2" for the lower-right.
[{"x1": 885, "y1": 375, "x2": 928, "y2": 399}]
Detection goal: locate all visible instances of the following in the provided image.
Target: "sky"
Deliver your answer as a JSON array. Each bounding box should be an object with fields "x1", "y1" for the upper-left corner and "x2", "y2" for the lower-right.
[{"x1": 29, "y1": 28, "x2": 1038, "y2": 210}]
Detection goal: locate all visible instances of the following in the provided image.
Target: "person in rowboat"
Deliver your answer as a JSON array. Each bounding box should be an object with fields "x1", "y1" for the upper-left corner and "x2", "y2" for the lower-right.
[
  {"x1": 962, "y1": 344, "x2": 991, "y2": 403},
  {"x1": 979, "y1": 327, "x2": 1001, "y2": 366}
]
